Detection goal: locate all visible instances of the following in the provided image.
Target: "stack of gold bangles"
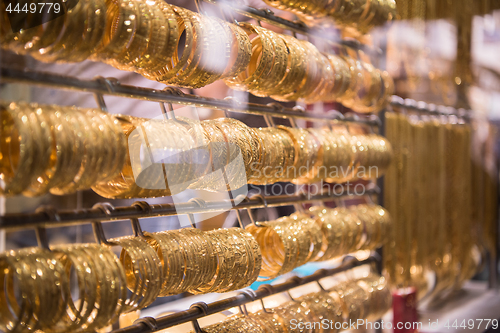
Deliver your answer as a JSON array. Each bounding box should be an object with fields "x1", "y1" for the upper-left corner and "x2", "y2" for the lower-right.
[
  {"x1": 0, "y1": 101, "x2": 127, "y2": 197},
  {"x1": 223, "y1": 23, "x2": 394, "y2": 112},
  {"x1": 0, "y1": 227, "x2": 261, "y2": 332},
  {"x1": 1, "y1": 102, "x2": 393, "y2": 198},
  {"x1": 0, "y1": 245, "x2": 127, "y2": 333},
  {"x1": 191, "y1": 273, "x2": 392, "y2": 333},
  {"x1": 263, "y1": 0, "x2": 397, "y2": 33},
  {"x1": 247, "y1": 204, "x2": 391, "y2": 280},
  {"x1": 96, "y1": 116, "x2": 393, "y2": 198},
  {"x1": 0, "y1": 0, "x2": 393, "y2": 111}
]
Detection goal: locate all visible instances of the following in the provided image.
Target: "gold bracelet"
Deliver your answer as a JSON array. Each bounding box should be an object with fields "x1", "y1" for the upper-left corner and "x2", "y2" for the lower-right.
[
  {"x1": 222, "y1": 23, "x2": 252, "y2": 79},
  {"x1": 145, "y1": 231, "x2": 184, "y2": 296},
  {"x1": 130, "y1": 0, "x2": 172, "y2": 72}
]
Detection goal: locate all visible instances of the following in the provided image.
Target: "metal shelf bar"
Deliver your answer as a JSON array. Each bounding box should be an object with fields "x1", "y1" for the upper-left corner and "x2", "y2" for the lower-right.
[
  {"x1": 389, "y1": 95, "x2": 472, "y2": 119},
  {"x1": 111, "y1": 256, "x2": 377, "y2": 333},
  {"x1": 0, "y1": 67, "x2": 379, "y2": 126},
  {"x1": 0, "y1": 188, "x2": 377, "y2": 231}
]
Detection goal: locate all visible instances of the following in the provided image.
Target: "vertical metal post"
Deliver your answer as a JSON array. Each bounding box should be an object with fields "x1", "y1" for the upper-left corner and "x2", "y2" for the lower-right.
[
  {"x1": 375, "y1": 109, "x2": 386, "y2": 275},
  {"x1": 375, "y1": 109, "x2": 387, "y2": 333},
  {"x1": 0, "y1": 195, "x2": 4, "y2": 252},
  {"x1": 376, "y1": 109, "x2": 387, "y2": 208},
  {"x1": 489, "y1": 151, "x2": 499, "y2": 289}
]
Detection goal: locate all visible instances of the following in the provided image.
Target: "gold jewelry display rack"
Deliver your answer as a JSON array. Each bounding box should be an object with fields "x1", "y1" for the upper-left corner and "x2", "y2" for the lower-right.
[
  {"x1": 0, "y1": 65, "x2": 386, "y2": 333},
  {"x1": 0, "y1": 62, "x2": 485, "y2": 333},
  {"x1": 0, "y1": 2, "x2": 492, "y2": 332}
]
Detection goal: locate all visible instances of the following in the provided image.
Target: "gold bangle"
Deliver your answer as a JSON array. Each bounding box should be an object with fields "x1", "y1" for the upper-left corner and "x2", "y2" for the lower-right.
[
  {"x1": 225, "y1": 23, "x2": 274, "y2": 92},
  {"x1": 0, "y1": 251, "x2": 37, "y2": 331},
  {"x1": 269, "y1": 34, "x2": 307, "y2": 99},
  {"x1": 162, "y1": 8, "x2": 203, "y2": 86},
  {"x1": 80, "y1": 244, "x2": 119, "y2": 330},
  {"x1": 54, "y1": 0, "x2": 105, "y2": 62},
  {"x1": 140, "y1": 4, "x2": 186, "y2": 80},
  {"x1": 278, "y1": 40, "x2": 318, "y2": 101},
  {"x1": 214, "y1": 228, "x2": 247, "y2": 292},
  {"x1": 107, "y1": 236, "x2": 163, "y2": 311},
  {"x1": 46, "y1": 107, "x2": 85, "y2": 195},
  {"x1": 291, "y1": 213, "x2": 323, "y2": 262},
  {"x1": 310, "y1": 206, "x2": 348, "y2": 260},
  {"x1": 222, "y1": 23, "x2": 252, "y2": 79},
  {"x1": 171, "y1": 12, "x2": 213, "y2": 87},
  {"x1": 0, "y1": 248, "x2": 69, "y2": 332},
  {"x1": 247, "y1": 218, "x2": 301, "y2": 280},
  {"x1": 297, "y1": 291, "x2": 343, "y2": 327},
  {"x1": 0, "y1": 102, "x2": 39, "y2": 195},
  {"x1": 129, "y1": 0, "x2": 171, "y2": 72},
  {"x1": 51, "y1": 245, "x2": 99, "y2": 331},
  {"x1": 144, "y1": 231, "x2": 184, "y2": 296},
  {"x1": 168, "y1": 228, "x2": 199, "y2": 292},
  {"x1": 192, "y1": 229, "x2": 230, "y2": 293},
  {"x1": 183, "y1": 228, "x2": 217, "y2": 290},
  {"x1": 185, "y1": 17, "x2": 231, "y2": 88},
  {"x1": 226, "y1": 227, "x2": 262, "y2": 290},
  {"x1": 93, "y1": 0, "x2": 138, "y2": 62},
  {"x1": 29, "y1": 0, "x2": 87, "y2": 62},
  {"x1": 330, "y1": 280, "x2": 368, "y2": 322},
  {"x1": 250, "y1": 28, "x2": 288, "y2": 95}
]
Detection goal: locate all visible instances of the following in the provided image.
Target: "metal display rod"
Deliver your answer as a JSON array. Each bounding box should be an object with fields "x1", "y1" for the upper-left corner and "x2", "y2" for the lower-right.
[
  {"x1": 111, "y1": 256, "x2": 378, "y2": 333},
  {"x1": 389, "y1": 95, "x2": 472, "y2": 119},
  {"x1": 0, "y1": 188, "x2": 378, "y2": 230},
  {"x1": 0, "y1": 67, "x2": 379, "y2": 126}
]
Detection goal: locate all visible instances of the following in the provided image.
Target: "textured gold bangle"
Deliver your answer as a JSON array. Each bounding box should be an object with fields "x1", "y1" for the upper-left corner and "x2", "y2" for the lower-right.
[
  {"x1": 0, "y1": 252, "x2": 37, "y2": 331},
  {"x1": 250, "y1": 28, "x2": 288, "y2": 95},
  {"x1": 130, "y1": 0, "x2": 171, "y2": 72},
  {"x1": 216, "y1": 228, "x2": 247, "y2": 292},
  {"x1": 51, "y1": 245, "x2": 99, "y2": 331},
  {"x1": 0, "y1": 102, "x2": 39, "y2": 195},
  {"x1": 227, "y1": 227, "x2": 262, "y2": 290},
  {"x1": 185, "y1": 17, "x2": 231, "y2": 88},
  {"x1": 173, "y1": 13, "x2": 213, "y2": 87},
  {"x1": 145, "y1": 231, "x2": 184, "y2": 296},
  {"x1": 297, "y1": 291, "x2": 343, "y2": 327},
  {"x1": 108, "y1": 236, "x2": 162, "y2": 311},
  {"x1": 222, "y1": 23, "x2": 252, "y2": 79},
  {"x1": 0, "y1": 248, "x2": 70, "y2": 332},
  {"x1": 247, "y1": 218, "x2": 302, "y2": 280},
  {"x1": 146, "y1": 5, "x2": 195, "y2": 83},
  {"x1": 56, "y1": 0, "x2": 106, "y2": 62},
  {"x1": 167, "y1": 10, "x2": 205, "y2": 86},
  {"x1": 268, "y1": 34, "x2": 306, "y2": 99},
  {"x1": 184, "y1": 228, "x2": 217, "y2": 290},
  {"x1": 225, "y1": 23, "x2": 274, "y2": 91},
  {"x1": 192, "y1": 229, "x2": 228, "y2": 293},
  {"x1": 30, "y1": 0, "x2": 87, "y2": 62},
  {"x1": 94, "y1": 0, "x2": 137, "y2": 62}
]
